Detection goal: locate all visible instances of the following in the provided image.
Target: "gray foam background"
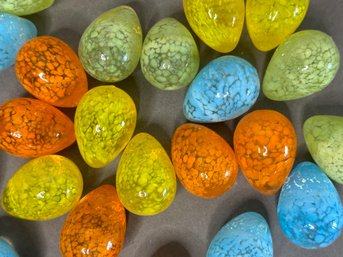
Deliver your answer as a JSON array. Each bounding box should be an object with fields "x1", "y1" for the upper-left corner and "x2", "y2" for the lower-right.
[{"x1": 0, "y1": 0, "x2": 342, "y2": 256}]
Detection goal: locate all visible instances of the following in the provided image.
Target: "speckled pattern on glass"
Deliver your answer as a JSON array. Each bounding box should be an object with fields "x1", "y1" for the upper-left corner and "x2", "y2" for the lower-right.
[
  {"x1": 263, "y1": 30, "x2": 340, "y2": 101},
  {"x1": 74, "y1": 85, "x2": 137, "y2": 168},
  {"x1": 116, "y1": 133, "x2": 177, "y2": 216},
  {"x1": 78, "y1": 6, "x2": 142, "y2": 82},
  {"x1": 206, "y1": 212, "x2": 273, "y2": 257},
  {"x1": 183, "y1": 0, "x2": 245, "y2": 53},
  {"x1": 246, "y1": 0, "x2": 309, "y2": 51},
  {"x1": 141, "y1": 17, "x2": 199, "y2": 90},
  {"x1": 1, "y1": 155, "x2": 83, "y2": 221},
  {"x1": 277, "y1": 162, "x2": 343, "y2": 249},
  {"x1": 304, "y1": 115, "x2": 343, "y2": 184},
  {"x1": 183, "y1": 55, "x2": 260, "y2": 122},
  {"x1": 0, "y1": 0, "x2": 54, "y2": 16},
  {"x1": 0, "y1": 13, "x2": 36, "y2": 71}
]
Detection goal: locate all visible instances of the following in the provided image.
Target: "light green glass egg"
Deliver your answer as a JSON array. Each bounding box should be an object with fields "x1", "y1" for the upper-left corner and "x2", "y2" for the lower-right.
[
  {"x1": 304, "y1": 115, "x2": 343, "y2": 184},
  {"x1": 0, "y1": 0, "x2": 54, "y2": 16},
  {"x1": 263, "y1": 30, "x2": 340, "y2": 101},
  {"x1": 116, "y1": 133, "x2": 177, "y2": 215},
  {"x1": 78, "y1": 5, "x2": 142, "y2": 82},
  {"x1": 75, "y1": 85, "x2": 137, "y2": 168},
  {"x1": 1, "y1": 155, "x2": 83, "y2": 220},
  {"x1": 141, "y1": 17, "x2": 199, "y2": 90}
]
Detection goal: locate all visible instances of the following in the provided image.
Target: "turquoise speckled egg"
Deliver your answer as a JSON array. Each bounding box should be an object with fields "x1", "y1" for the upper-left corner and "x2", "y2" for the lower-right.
[
  {"x1": 263, "y1": 30, "x2": 340, "y2": 101},
  {"x1": 277, "y1": 162, "x2": 343, "y2": 249},
  {"x1": 183, "y1": 55, "x2": 260, "y2": 122},
  {"x1": 0, "y1": 13, "x2": 37, "y2": 71},
  {"x1": 78, "y1": 6, "x2": 142, "y2": 82},
  {"x1": 0, "y1": 0, "x2": 54, "y2": 16},
  {"x1": 304, "y1": 115, "x2": 343, "y2": 184},
  {"x1": 0, "y1": 239, "x2": 19, "y2": 257},
  {"x1": 207, "y1": 212, "x2": 273, "y2": 257},
  {"x1": 141, "y1": 17, "x2": 199, "y2": 90}
]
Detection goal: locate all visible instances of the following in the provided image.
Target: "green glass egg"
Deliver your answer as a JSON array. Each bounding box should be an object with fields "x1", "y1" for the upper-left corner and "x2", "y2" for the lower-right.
[
  {"x1": 1, "y1": 155, "x2": 83, "y2": 220},
  {"x1": 75, "y1": 85, "x2": 137, "y2": 168},
  {"x1": 78, "y1": 5, "x2": 142, "y2": 82},
  {"x1": 141, "y1": 17, "x2": 199, "y2": 90},
  {"x1": 304, "y1": 115, "x2": 343, "y2": 184},
  {"x1": 0, "y1": 0, "x2": 54, "y2": 16},
  {"x1": 116, "y1": 133, "x2": 177, "y2": 215},
  {"x1": 263, "y1": 30, "x2": 340, "y2": 101}
]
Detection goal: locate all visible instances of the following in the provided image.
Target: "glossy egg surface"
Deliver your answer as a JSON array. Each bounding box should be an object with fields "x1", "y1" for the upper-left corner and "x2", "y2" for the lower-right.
[
  {"x1": 183, "y1": 0, "x2": 244, "y2": 53},
  {"x1": 15, "y1": 36, "x2": 88, "y2": 107},
  {"x1": 0, "y1": 98, "x2": 75, "y2": 158},
  {"x1": 60, "y1": 185, "x2": 126, "y2": 257},
  {"x1": 278, "y1": 162, "x2": 343, "y2": 249},
  {"x1": 207, "y1": 212, "x2": 273, "y2": 257},
  {"x1": 1, "y1": 155, "x2": 83, "y2": 220},
  {"x1": 74, "y1": 85, "x2": 137, "y2": 168},
  {"x1": 234, "y1": 110, "x2": 297, "y2": 194},
  {"x1": 184, "y1": 55, "x2": 260, "y2": 123},
  {"x1": 172, "y1": 123, "x2": 238, "y2": 198},
  {"x1": 116, "y1": 133, "x2": 176, "y2": 215}
]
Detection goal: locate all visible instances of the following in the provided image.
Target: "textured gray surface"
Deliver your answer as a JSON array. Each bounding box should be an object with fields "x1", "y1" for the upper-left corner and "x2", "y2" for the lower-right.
[{"x1": 0, "y1": 0, "x2": 342, "y2": 256}]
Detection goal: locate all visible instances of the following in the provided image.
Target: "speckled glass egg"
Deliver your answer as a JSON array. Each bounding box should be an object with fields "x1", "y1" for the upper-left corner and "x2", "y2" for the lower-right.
[
  {"x1": 15, "y1": 36, "x2": 88, "y2": 107},
  {"x1": 0, "y1": 239, "x2": 19, "y2": 257},
  {"x1": 277, "y1": 162, "x2": 343, "y2": 249},
  {"x1": 0, "y1": 13, "x2": 37, "y2": 71},
  {"x1": 171, "y1": 123, "x2": 238, "y2": 198},
  {"x1": 79, "y1": 6, "x2": 142, "y2": 82},
  {"x1": 60, "y1": 185, "x2": 126, "y2": 257},
  {"x1": 116, "y1": 133, "x2": 176, "y2": 216},
  {"x1": 234, "y1": 110, "x2": 297, "y2": 194},
  {"x1": 0, "y1": 98, "x2": 75, "y2": 158},
  {"x1": 246, "y1": 0, "x2": 309, "y2": 51},
  {"x1": 263, "y1": 30, "x2": 340, "y2": 101},
  {"x1": 183, "y1": 0, "x2": 244, "y2": 53},
  {"x1": 304, "y1": 115, "x2": 343, "y2": 184},
  {"x1": 75, "y1": 85, "x2": 136, "y2": 168},
  {"x1": 141, "y1": 17, "x2": 199, "y2": 90},
  {"x1": 0, "y1": 0, "x2": 54, "y2": 16},
  {"x1": 184, "y1": 55, "x2": 260, "y2": 122},
  {"x1": 1, "y1": 155, "x2": 83, "y2": 220},
  {"x1": 207, "y1": 212, "x2": 273, "y2": 257}
]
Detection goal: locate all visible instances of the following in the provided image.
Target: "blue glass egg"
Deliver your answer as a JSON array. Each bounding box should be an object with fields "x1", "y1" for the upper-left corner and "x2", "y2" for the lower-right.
[
  {"x1": 0, "y1": 239, "x2": 19, "y2": 257},
  {"x1": 277, "y1": 161, "x2": 343, "y2": 249},
  {"x1": 183, "y1": 55, "x2": 260, "y2": 123},
  {"x1": 206, "y1": 212, "x2": 273, "y2": 257},
  {"x1": 0, "y1": 13, "x2": 37, "y2": 71}
]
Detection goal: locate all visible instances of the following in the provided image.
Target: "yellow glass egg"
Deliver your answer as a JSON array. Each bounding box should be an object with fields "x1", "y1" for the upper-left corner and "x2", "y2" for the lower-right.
[
  {"x1": 116, "y1": 133, "x2": 177, "y2": 216},
  {"x1": 1, "y1": 155, "x2": 83, "y2": 220},
  {"x1": 183, "y1": 0, "x2": 245, "y2": 53},
  {"x1": 246, "y1": 0, "x2": 309, "y2": 51}
]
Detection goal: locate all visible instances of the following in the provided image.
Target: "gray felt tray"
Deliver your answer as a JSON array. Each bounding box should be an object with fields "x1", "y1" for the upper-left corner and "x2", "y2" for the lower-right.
[{"x1": 0, "y1": 0, "x2": 342, "y2": 256}]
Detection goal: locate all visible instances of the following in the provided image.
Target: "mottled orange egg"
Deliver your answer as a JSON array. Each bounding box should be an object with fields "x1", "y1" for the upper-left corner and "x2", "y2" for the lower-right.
[
  {"x1": 0, "y1": 98, "x2": 75, "y2": 158},
  {"x1": 172, "y1": 123, "x2": 238, "y2": 198},
  {"x1": 15, "y1": 36, "x2": 88, "y2": 107},
  {"x1": 60, "y1": 185, "x2": 126, "y2": 257},
  {"x1": 234, "y1": 110, "x2": 297, "y2": 194}
]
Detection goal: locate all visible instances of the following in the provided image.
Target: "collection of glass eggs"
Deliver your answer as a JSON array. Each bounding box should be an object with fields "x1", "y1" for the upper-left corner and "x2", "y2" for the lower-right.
[{"x1": 0, "y1": 0, "x2": 342, "y2": 256}]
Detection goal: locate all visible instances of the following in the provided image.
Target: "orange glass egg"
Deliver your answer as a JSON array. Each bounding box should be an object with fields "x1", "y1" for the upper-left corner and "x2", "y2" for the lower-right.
[
  {"x1": 60, "y1": 185, "x2": 126, "y2": 257},
  {"x1": 234, "y1": 110, "x2": 297, "y2": 195},
  {"x1": 172, "y1": 123, "x2": 238, "y2": 198},
  {"x1": 15, "y1": 36, "x2": 88, "y2": 107},
  {"x1": 0, "y1": 98, "x2": 75, "y2": 157}
]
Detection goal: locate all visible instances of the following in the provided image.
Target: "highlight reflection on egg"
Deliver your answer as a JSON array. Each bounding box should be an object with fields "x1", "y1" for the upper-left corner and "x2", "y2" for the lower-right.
[{"x1": 278, "y1": 162, "x2": 343, "y2": 249}]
